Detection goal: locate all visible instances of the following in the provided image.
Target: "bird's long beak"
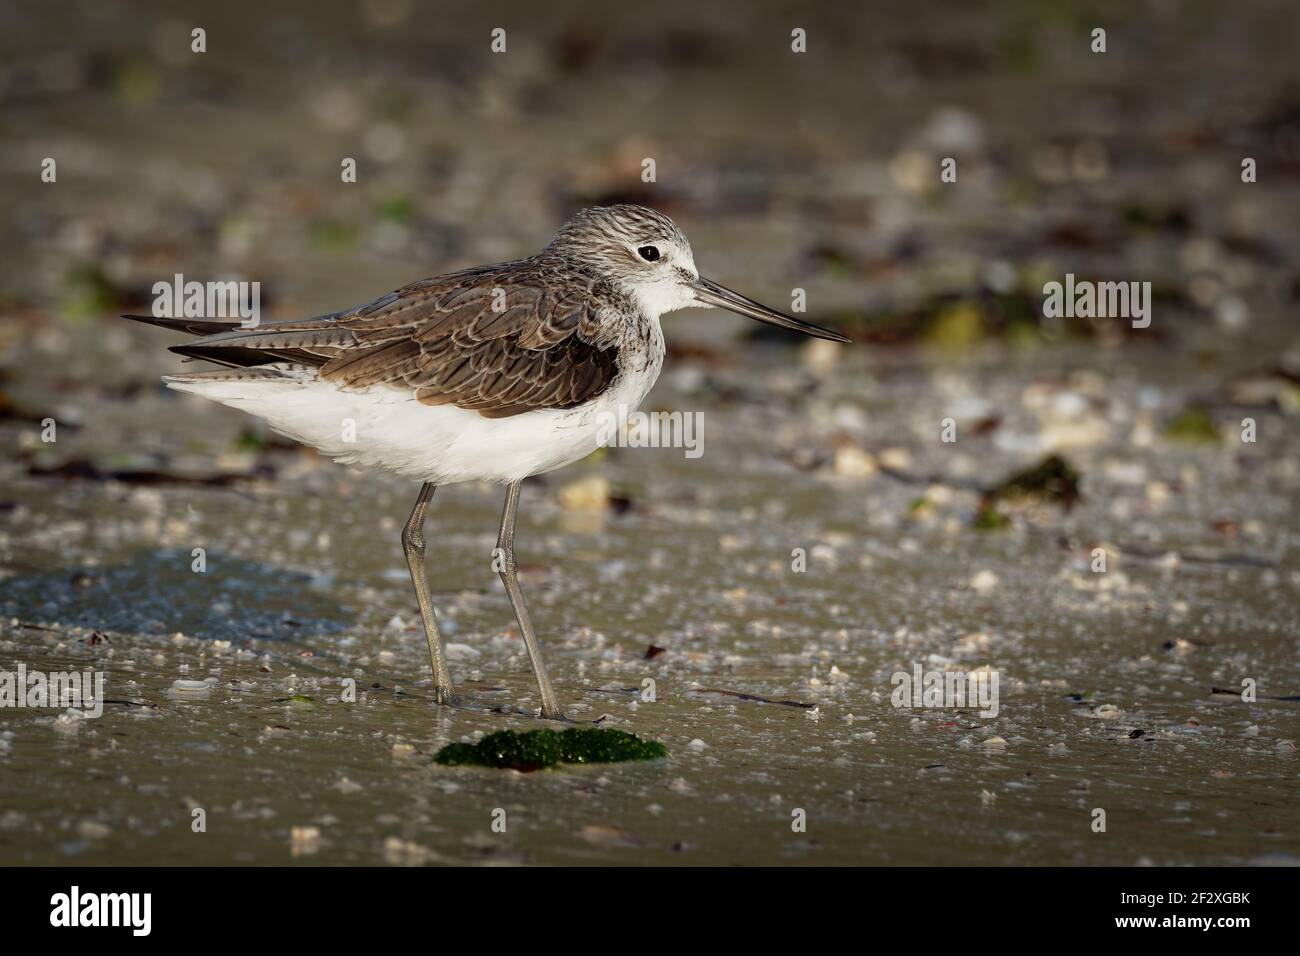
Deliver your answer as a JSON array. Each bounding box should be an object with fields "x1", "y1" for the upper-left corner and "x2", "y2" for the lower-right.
[{"x1": 691, "y1": 276, "x2": 851, "y2": 343}]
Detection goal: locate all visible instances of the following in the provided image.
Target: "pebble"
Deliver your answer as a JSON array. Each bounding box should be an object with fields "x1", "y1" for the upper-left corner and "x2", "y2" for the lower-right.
[
  {"x1": 78, "y1": 820, "x2": 111, "y2": 839},
  {"x1": 558, "y1": 475, "x2": 611, "y2": 511},
  {"x1": 832, "y1": 446, "x2": 877, "y2": 478}
]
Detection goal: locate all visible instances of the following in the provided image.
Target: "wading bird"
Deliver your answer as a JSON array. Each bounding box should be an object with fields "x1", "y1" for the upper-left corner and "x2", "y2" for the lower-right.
[{"x1": 126, "y1": 205, "x2": 848, "y2": 719}]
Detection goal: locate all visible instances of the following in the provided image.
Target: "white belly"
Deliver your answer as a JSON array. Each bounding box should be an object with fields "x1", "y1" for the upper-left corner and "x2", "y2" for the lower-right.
[{"x1": 165, "y1": 328, "x2": 665, "y2": 486}]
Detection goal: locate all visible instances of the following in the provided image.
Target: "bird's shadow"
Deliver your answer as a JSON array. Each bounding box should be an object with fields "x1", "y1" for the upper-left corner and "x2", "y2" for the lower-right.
[{"x1": 1, "y1": 547, "x2": 350, "y2": 645}]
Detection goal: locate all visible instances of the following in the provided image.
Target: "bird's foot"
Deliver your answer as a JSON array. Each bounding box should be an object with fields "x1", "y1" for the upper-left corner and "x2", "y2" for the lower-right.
[{"x1": 481, "y1": 701, "x2": 569, "y2": 721}]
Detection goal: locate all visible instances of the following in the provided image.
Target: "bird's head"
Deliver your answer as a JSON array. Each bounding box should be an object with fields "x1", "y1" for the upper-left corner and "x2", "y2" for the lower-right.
[{"x1": 546, "y1": 204, "x2": 849, "y2": 342}]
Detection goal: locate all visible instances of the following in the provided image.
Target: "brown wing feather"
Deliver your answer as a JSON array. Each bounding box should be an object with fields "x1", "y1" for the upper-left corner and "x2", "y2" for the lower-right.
[{"x1": 167, "y1": 258, "x2": 622, "y2": 418}]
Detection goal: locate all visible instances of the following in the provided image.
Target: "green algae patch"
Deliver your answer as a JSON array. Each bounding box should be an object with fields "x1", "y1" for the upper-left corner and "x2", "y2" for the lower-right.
[
  {"x1": 924, "y1": 302, "x2": 986, "y2": 351},
  {"x1": 435, "y1": 728, "x2": 668, "y2": 772},
  {"x1": 1165, "y1": 406, "x2": 1219, "y2": 443},
  {"x1": 972, "y1": 503, "x2": 1011, "y2": 531}
]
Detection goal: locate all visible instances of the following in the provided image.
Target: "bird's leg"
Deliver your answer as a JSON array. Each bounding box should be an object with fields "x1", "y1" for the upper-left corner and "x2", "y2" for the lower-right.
[
  {"x1": 496, "y1": 480, "x2": 565, "y2": 720},
  {"x1": 402, "y1": 482, "x2": 456, "y2": 706}
]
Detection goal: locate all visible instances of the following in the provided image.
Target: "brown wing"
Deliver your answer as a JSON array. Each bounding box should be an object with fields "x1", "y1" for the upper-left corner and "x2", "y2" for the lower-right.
[{"x1": 167, "y1": 259, "x2": 622, "y2": 419}]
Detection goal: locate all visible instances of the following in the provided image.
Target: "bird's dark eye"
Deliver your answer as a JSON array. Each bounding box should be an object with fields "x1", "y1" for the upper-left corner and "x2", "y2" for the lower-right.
[{"x1": 637, "y1": 245, "x2": 660, "y2": 262}]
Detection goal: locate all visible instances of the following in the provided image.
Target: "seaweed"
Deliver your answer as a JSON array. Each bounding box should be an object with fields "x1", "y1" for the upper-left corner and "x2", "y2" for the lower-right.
[
  {"x1": 985, "y1": 454, "x2": 1081, "y2": 508},
  {"x1": 434, "y1": 728, "x2": 667, "y2": 772},
  {"x1": 971, "y1": 453, "x2": 1081, "y2": 528}
]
